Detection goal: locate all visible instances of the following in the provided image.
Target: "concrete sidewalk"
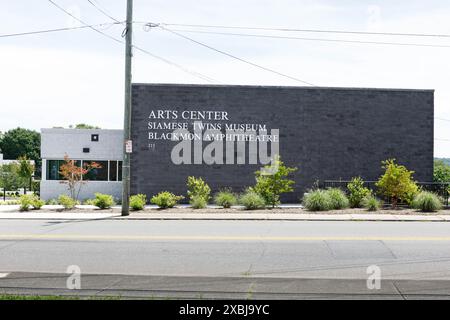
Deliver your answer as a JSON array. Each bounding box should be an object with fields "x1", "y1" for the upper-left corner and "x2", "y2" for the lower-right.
[
  {"x1": 115, "y1": 212, "x2": 450, "y2": 222},
  {"x1": 0, "y1": 209, "x2": 449, "y2": 222},
  {"x1": 0, "y1": 212, "x2": 119, "y2": 220},
  {"x1": 1, "y1": 204, "x2": 449, "y2": 221}
]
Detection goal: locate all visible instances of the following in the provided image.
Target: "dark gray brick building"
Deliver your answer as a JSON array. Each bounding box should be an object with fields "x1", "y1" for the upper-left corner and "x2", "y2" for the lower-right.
[{"x1": 131, "y1": 83, "x2": 434, "y2": 202}]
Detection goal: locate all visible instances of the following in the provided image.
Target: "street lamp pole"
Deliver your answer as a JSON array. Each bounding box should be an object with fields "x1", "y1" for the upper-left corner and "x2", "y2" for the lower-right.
[{"x1": 121, "y1": 0, "x2": 133, "y2": 216}]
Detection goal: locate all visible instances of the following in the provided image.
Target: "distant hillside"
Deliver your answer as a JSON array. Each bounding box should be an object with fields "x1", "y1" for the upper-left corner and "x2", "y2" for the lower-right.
[{"x1": 435, "y1": 158, "x2": 450, "y2": 166}]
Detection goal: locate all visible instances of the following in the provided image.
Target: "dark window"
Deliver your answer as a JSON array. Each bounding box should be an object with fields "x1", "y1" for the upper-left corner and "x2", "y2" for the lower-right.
[
  {"x1": 109, "y1": 161, "x2": 117, "y2": 181},
  {"x1": 46, "y1": 160, "x2": 81, "y2": 180},
  {"x1": 83, "y1": 148, "x2": 90, "y2": 153},
  {"x1": 118, "y1": 161, "x2": 123, "y2": 181},
  {"x1": 47, "y1": 160, "x2": 60, "y2": 180},
  {"x1": 91, "y1": 134, "x2": 99, "y2": 142},
  {"x1": 83, "y1": 160, "x2": 108, "y2": 181}
]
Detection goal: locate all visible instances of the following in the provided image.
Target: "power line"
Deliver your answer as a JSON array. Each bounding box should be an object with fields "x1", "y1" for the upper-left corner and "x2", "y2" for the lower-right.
[
  {"x1": 87, "y1": 0, "x2": 122, "y2": 23},
  {"x1": 0, "y1": 22, "x2": 120, "y2": 39},
  {"x1": 47, "y1": 0, "x2": 218, "y2": 83},
  {"x1": 47, "y1": 0, "x2": 123, "y2": 44},
  {"x1": 82, "y1": 0, "x2": 218, "y2": 83},
  {"x1": 162, "y1": 28, "x2": 450, "y2": 49},
  {"x1": 159, "y1": 22, "x2": 450, "y2": 39},
  {"x1": 133, "y1": 46, "x2": 219, "y2": 83},
  {"x1": 158, "y1": 25, "x2": 316, "y2": 86},
  {"x1": 435, "y1": 117, "x2": 450, "y2": 122}
]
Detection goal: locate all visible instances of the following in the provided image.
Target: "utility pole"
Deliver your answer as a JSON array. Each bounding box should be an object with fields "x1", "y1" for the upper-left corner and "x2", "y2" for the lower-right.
[{"x1": 121, "y1": 0, "x2": 133, "y2": 216}]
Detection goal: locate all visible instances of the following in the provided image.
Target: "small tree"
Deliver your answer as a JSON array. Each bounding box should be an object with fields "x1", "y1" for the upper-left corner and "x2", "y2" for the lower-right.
[
  {"x1": 0, "y1": 163, "x2": 21, "y2": 201},
  {"x1": 376, "y1": 159, "x2": 418, "y2": 208},
  {"x1": 253, "y1": 155, "x2": 297, "y2": 207},
  {"x1": 0, "y1": 128, "x2": 41, "y2": 177},
  {"x1": 17, "y1": 156, "x2": 35, "y2": 194},
  {"x1": 59, "y1": 154, "x2": 100, "y2": 201},
  {"x1": 186, "y1": 176, "x2": 211, "y2": 203},
  {"x1": 434, "y1": 159, "x2": 450, "y2": 194},
  {"x1": 347, "y1": 177, "x2": 371, "y2": 208}
]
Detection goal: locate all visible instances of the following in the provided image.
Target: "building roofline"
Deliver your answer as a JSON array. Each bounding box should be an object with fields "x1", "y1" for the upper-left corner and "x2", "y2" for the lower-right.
[
  {"x1": 132, "y1": 83, "x2": 435, "y2": 93},
  {"x1": 40, "y1": 128, "x2": 123, "y2": 133}
]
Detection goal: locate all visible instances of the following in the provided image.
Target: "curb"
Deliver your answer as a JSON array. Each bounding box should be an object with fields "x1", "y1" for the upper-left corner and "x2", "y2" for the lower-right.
[{"x1": 112, "y1": 215, "x2": 450, "y2": 222}]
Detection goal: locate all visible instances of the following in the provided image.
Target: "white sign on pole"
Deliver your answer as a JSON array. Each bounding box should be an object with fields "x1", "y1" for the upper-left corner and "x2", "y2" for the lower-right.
[{"x1": 125, "y1": 140, "x2": 133, "y2": 153}]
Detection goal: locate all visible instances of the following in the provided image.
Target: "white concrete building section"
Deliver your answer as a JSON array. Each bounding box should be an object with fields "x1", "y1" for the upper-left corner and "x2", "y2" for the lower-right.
[{"x1": 40, "y1": 128, "x2": 123, "y2": 201}]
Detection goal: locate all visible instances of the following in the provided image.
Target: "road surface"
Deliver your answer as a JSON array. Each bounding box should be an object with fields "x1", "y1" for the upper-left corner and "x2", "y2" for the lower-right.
[{"x1": 0, "y1": 219, "x2": 450, "y2": 299}]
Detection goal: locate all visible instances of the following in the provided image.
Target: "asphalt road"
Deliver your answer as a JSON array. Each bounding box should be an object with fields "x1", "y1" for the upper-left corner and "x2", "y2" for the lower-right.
[{"x1": 1, "y1": 219, "x2": 450, "y2": 299}]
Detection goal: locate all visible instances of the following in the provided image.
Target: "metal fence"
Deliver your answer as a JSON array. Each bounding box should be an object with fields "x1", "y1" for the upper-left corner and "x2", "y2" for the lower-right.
[{"x1": 322, "y1": 180, "x2": 450, "y2": 206}]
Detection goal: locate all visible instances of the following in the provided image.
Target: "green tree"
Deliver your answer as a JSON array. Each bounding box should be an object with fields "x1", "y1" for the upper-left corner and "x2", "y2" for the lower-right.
[
  {"x1": 0, "y1": 163, "x2": 21, "y2": 200},
  {"x1": 0, "y1": 128, "x2": 41, "y2": 176},
  {"x1": 434, "y1": 159, "x2": 450, "y2": 196},
  {"x1": 434, "y1": 159, "x2": 450, "y2": 183},
  {"x1": 253, "y1": 155, "x2": 297, "y2": 208},
  {"x1": 376, "y1": 159, "x2": 419, "y2": 208},
  {"x1": 17, "y1": 156, "x2": 35, "y2": 194},
  {"x1": 70, "y1": 124, "x2": 101, "y2": 129},
  {"x1": 59, "y1": 154, "x2": 100, "y2": 201}
]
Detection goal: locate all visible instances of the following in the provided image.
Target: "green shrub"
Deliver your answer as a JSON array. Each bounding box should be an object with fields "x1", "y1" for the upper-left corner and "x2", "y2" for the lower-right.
[
  {"x1": 82, "y1": 199, "x2": 96, "y2": 206},
  {"x1": 214, "y1": 190, "x2": 237, "y2": 208},
  {"x1": 93, "y1": 193, "x2": 115, "y2": 209},
  {"x1": 327, "y1": 188, "x2": 350, "y2": 210},
  {"x1": 362, "y1": 195, "x2": 382, "y2": 211},
  {"x1": 303, "y1": 189, "x2": 331, "y2": 211},
  {"x1": 19, "y1": 195, "x2": 34, "y2": 211},
  {"x1": 19, "y1": 194, "x2": 44, "y2": 211},
  {"x1": 151, "y1": 191, "x2": 184, "y2": 209},
  {"x1": 411, "y1": 191, "x2": 443, "y2": 212},
  {"x1": 190, "y1": 195, "x2": 207, "y2": 209},
  {"x1": 0, "y1": 200, "x2": 20, "y2": 205},
  {"x1": 347, "y1": 177, "x2": 371, "y2": 208},
  {"x1": 376, "y1": 159, "x2": 419, "y2": 208},
  {"x1": 58, "y1": 195, "x2": 77, "y2": 210},
  {"x1": 187, "y1": 176, "x2": 211, "y2": 202},
  {"x1": 31, "y1": 197, "x2": 45, "y2": 210},
  {"x1": 130, "y1": 194, "x2": 147, "y2": 211},
  {"x1": 253, "y1": 156, "x2": 297, "y2": 207},
  {"x1": 46, "y1": 199, "x2": 59, "y2": 205},
  {"x1": 239, "y1": 190, "x2": 266, "y2": 210}
]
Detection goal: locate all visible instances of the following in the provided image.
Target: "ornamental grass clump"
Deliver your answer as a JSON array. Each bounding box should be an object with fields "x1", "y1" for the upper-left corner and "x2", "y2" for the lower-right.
[
  {"x1": 302, "y1": 189, "x2": 331, "y2": 211},
  {"x1": 239, "y1": 190, "x2": 266, "y2": 210},
  {"x1": 411, "y1": 191, "x2": 442, "y2": 212},
  {"x1": 190, "y1": 195, "x2": 208, "y2": 209},
  {"x1": 327, "y1": 188, "x2": 350, "y2": 210},
  {"x1": 214, "y1": 189, "x2": 237, "y2": 208},
  {"x1": 362, "y1": 195, "x2": 382, "y2": 211}
]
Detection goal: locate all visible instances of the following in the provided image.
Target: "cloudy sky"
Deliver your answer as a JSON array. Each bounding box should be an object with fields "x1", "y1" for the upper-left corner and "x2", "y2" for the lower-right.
[{"x1": 1, "y1": 0, "x2": 449, "y2": 157}]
